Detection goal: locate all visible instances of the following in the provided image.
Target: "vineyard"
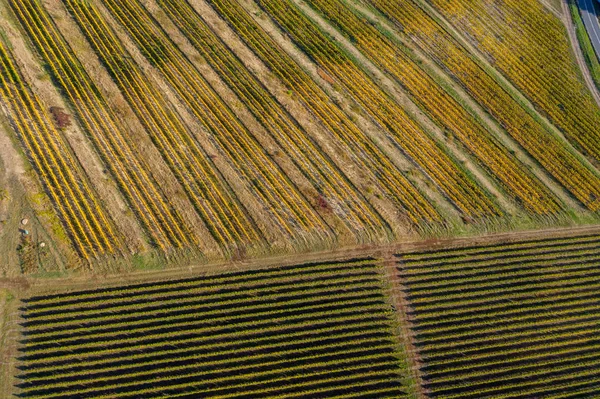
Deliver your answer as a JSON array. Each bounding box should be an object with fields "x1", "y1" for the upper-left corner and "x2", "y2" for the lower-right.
[
  {"x1": 253, "y1": 0, "x2": 502, "y2": 220},
  {"x1": 397, "y1": 232, "x2": 600, "y2": 398},
  {"x1": 2, "y1": 0, "x2": 599, "y2": 267},
  {"x1": 63, "y1": 0, "x2": 266, "y2": 251},
  {"x1": 365, "y1": 0, "x2": 600, "y2": 213},
  {"x1": 96, "y1": 0, "x2": 388, "y2": 240},
  {"x1": 201, "y1": 0, "x2": 443, "y2": 227},
  {"x1": 14, "y1": 259, "x2": 408, "y2": 398},
  {"x1": 302, "y1": 0, "x2": 563, "y2": 216},
  {"x1": 427, "y1": 0, "x2": 600, "y2": 165},
  {"x1": 0, "y1": 37, "x2": 119, "y2": 260},
  {"x1": 3, "y1": 0, "x2": 600, "y2": 394},
  {"x1": 7, "y1": 0, "x2": 200, "y2": 254}
]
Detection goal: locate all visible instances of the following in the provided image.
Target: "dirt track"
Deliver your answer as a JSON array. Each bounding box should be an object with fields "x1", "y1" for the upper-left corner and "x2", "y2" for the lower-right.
[{"x1": 9, "y1": 223, "x2": 600, "y2": 299}]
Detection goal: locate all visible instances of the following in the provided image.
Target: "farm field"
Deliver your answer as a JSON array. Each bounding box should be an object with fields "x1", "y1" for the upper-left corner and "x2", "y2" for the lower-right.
[
  {"x1": 13, "y1": 258, "x2": 409, "y2": 398},
  {"x1": 1, "y1": 0, "x2": 600, "y2": 397},
  {"x1": 397, "y1": 231, "x2": 600, "y2": 398},
  {"x1": 5, "y1": 227, "x2": 600, "y2": 398},
  {"x1": 0, "y1": 0, "x2": 599, "y2": 272}
]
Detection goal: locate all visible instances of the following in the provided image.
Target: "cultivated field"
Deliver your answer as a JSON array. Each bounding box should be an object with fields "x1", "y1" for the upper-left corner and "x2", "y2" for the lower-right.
[
  {"x1": 398, "y1": 232, "x2": 600, "y2": 398},
  {"x1": 2, "y1": 0, "x2": 600, "y2": 397},
  {"x1": 14, "y1": 259, "x2": 409, "y2": 398},
  {"x1": 1, "y1": 0, "x2": 600, "y2": 273}
]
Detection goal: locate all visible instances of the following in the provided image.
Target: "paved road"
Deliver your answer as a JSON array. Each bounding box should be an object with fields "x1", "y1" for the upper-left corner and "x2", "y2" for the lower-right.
[{"x1": 579, "y1": 0, "x2": 600, "y2": 60}]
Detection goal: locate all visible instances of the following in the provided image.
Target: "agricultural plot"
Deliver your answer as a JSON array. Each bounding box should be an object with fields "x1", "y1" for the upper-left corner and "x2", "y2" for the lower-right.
[
  {"x1": 14, "y1": 258, "x2": 408, "y2": 398},
  {"x1": 301, "y1": 0, "x2": 563, "y2": 217},
  {"x1": 95, "y1": 0, "x2": 388, "y2": 241},
  {"x1": 5, "y1": 0, "x2": 600, "y2": 397},
  {"x1": 397, "y1": 233, "x2": 600, "y2": 398},
  {"x1": 0, "y1": 0, "x2": 598, "y2": 273},
  {"x1": 0, "y1": 36, "x2": 120, "y2": 260},
  {"x1": 365, "y1": 0, "x2": 600, "y2": 212},
  {"x1": 252, "y1": 0, "x2": 502, "y2": 220},
  {"x1": 201, "y1": 0, "x2": 443, "y2": 227},
  {"x1": 68, "y1": 0, "x2": 386, "y2": 246},
  {"x1": 7, "y1": 0, "x2": 199, "y2": 254},
  {"x1": 62, "y1": 0, "x2": 348, "y2": 250},
  {"x1": 427, "y1": 0, "x2": 600, "y2": 165},
  {"x1": 62, "y1": 0, "x2": 264, "y2": 252}
]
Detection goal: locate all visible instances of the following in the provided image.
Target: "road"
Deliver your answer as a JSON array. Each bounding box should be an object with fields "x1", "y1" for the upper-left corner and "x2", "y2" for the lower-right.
[
  {"x1": 564, "y1": 0, "x2": 600, "y2": 106},
  {"x1": 578, "y1": 0, "x2": 600, "y2": 61}
]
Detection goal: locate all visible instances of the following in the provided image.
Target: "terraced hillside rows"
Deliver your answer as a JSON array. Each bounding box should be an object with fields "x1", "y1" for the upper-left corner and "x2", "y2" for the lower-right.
[
  {"x1": 427, "y1": 0, "x2": 600, "y2": 164},
  {"x1": 397, "y1": 233, "x2": 600, "y2": 398},
  {"x1": 15, "y1": 259, "x2": 408, "y2": 398},
  {"x1": 254, "y1": 0, "x2": 501, "y2": 220},
  {"x1": 302, "y1": 0, "x2": 563, "y2": 217},
  {"x1": 94, "y1": 0, "x2": 388, "y2": 241},
  {"x1": 365, "y1": 0, "x2": 600, "y2": 212},
  {"x1": 0, "y1": 36, "x2": 119, "y2": 260},
  {"x1": 7, "y1": 0, "x2": 199, "y2": 253}
]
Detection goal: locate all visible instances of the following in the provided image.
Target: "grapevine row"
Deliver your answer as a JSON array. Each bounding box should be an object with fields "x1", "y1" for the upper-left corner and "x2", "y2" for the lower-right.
[
  {"x1": 428, "y1": 0, "x2": 600, "y2": 164},
  {"x1": 9, "y1": 0, "x2": 197, "y2": 251},
  {"x1": 254, "y1": 0, "x2": 501, "y2": 219},
  {"x1": 0, "y1": 38, "x2": 118, "y2": 259},
  {"x1": 366, "y1": 0, "x2": 600, "y2": 212},
  {"x1": 141, "y1": 0, "x2": 387, "y2": 238}
]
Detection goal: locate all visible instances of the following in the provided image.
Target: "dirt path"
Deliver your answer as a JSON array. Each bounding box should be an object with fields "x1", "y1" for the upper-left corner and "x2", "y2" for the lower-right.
[
  {"x1": 561, "y1": 0, "x2": 600, "y2": 107},
  {"x1": 540, "y1": 0, "x2": 563, "y2": 17},
  {"x1": 19, "y1": 223, "x2": 600, "y2": 297},
  {"x1": 383, "y1": 257, "x2": 429, "y2": 399}
]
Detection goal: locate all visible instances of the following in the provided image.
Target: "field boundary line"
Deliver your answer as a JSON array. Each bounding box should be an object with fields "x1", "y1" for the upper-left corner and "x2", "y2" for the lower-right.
[
  {"x1": 12, "y1": 224, "x2": 600, "y2": 296},
  {"x1": 383, "y1": 253, "x2": 429, "y2": 399}
]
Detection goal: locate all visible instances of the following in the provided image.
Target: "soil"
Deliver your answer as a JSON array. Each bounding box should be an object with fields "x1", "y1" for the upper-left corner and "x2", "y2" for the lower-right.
[
  {"x1": 49, "y1": 106, "x2": 71, "y2": 129},
  {"x1": 539, "y1": 0, "x2": 564, "y2": 17}
]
